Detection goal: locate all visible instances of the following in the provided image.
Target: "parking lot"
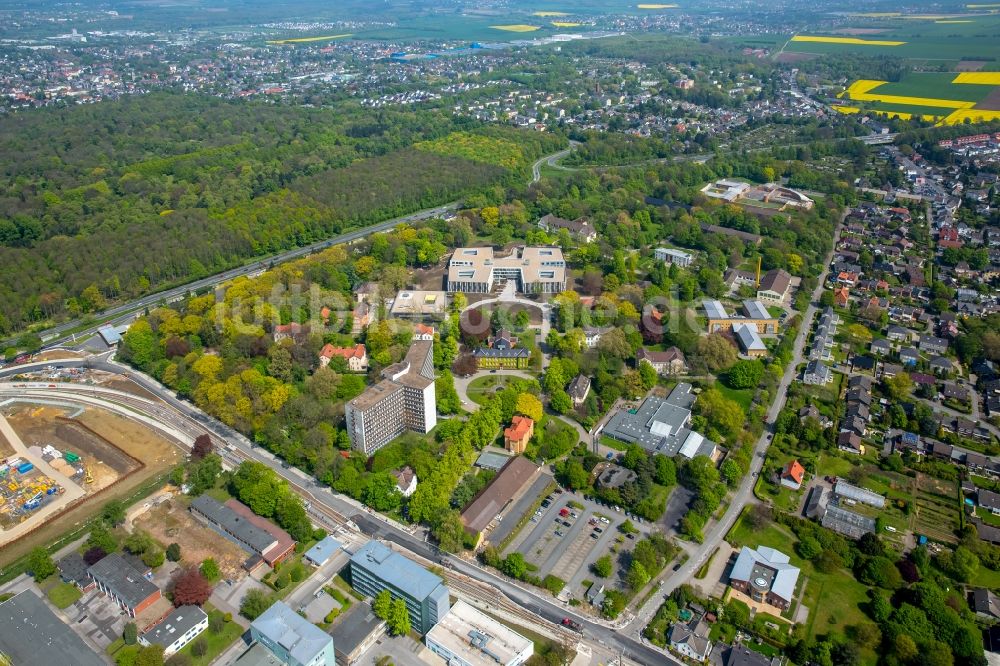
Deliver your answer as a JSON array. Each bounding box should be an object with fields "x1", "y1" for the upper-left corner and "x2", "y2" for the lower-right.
[
  {"x1": 503, "y1": 489, "x2": 650, "y2": 602},
  {"x1": 488, "y1": 471, "x2": 555, "y2": 546}
]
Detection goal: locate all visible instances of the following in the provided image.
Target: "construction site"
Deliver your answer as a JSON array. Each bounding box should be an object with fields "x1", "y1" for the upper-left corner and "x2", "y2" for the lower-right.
[{"x1": 0, "y1": 399, "x2": 183, "y2": 562}]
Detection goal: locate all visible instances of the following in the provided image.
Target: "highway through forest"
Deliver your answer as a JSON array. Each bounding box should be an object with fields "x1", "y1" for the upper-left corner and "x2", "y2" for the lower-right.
[{"x1": 9, "y1": 144, "x2": 574, "y2": 353}]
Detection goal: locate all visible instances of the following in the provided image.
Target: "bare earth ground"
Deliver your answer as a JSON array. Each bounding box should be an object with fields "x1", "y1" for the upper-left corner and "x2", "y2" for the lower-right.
[
  {"x1": 97, "y1": 375, "x2": 160, "y2": 401},
  {"x1": 32, "y1": 349, "x2": 87, "y2": 361},
  {"x1": 7, "y1": 406, "x2": 138, "y2": 492},
  {"x1": 411, "y1": 262, "x2": 449, "y2": 291},
  {"x1": 0, "y1": 405, "x2": 183, "y2": 568},
  {"x1": 957, "y1": 61, "x2": 987, "y2": 71},
  {"x1": 975, "y1": 87, "x2": 1000, "y2": 111},
  {"x1": 135, "y1": 498, "x2": 249, "y2": 580},
  {"x1": 0, "y1": 430, "x2": 13, "y2": 458}
]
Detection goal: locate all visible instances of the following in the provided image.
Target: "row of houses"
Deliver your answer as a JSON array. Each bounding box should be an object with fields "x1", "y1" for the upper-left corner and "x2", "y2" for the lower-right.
[
  {"x1": 836, "y1": 374, "x2": 872, "y2": 455},
  {"x1": 803, "y1": 307, "x2": 839, "y2": 385}
]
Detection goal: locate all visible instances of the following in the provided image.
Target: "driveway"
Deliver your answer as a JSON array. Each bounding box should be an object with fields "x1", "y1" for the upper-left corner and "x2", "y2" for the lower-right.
[
  {"x1": 461, "y1": 281, "x2": 553, "y2": 343},
  {"x1": 209, "y1": 574, "x2": 269, "y2": 623},
  {"x1": 453, "y1": 370, "x2": 591, "y2": 446},
  {"x1": 658, "y1": 486, "x2": 695, "y2": 534}
]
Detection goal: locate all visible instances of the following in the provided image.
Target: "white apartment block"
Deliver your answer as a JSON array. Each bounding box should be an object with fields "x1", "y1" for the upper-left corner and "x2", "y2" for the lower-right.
[{"x1": 345, "y1": 341, "x2": 437, "y2": 455}]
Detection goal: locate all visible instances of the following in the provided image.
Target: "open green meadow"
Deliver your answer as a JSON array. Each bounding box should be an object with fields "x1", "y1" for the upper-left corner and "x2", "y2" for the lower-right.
[{"x1": 873, "y1": 72, "x2": 995, "y2": 102}]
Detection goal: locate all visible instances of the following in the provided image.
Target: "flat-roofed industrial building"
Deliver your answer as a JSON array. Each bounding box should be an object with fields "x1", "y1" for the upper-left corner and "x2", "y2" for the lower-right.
[{"x1": 426, "y1": 600, "x2": 534, "y2": 666}]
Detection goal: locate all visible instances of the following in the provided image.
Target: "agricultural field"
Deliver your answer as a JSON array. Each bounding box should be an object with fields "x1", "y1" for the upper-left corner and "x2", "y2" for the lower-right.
[
  {"x1": 781, "y1": 14, "x2": 1000, "y2": 61},
  {"x1": 837, "y1": 72, "x2": 1000, "y2": 125},
  {"x1": 913, "y1": 474, "x2": 961, "y2": 544},
  {"x1": 266, "y1": 33, "x2": 352, "y2": 44}
]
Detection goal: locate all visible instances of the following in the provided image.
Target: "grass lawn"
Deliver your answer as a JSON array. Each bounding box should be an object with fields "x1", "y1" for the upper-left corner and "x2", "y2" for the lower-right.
[
  {"x1": 972, "y1": 566, "x2": 1000, "y2": 590},
  {"x1": 205, "y1": 486, "x2": 233, "y2": 503},
  {"x1": 46, "y1": 581, "x2": 82, "y2": 609},
  {"x1": 713, "y1": 380, "x2": 754, "y2": 412},
  {"x1": 600, "y1": 435, "x2": 629, "y2": 451},
  {"x1": 816, "y1": 452, "x2": 856, "y2": 478},
  {"x1": 467, "y1": 375, "x2": 518, "y2": 405},
  {"x1": 728, "y1": 509, "x2": 872, "y2": 650},
  {"x1": 177, "y1": 608, "x2": 244, "y2": 666}
]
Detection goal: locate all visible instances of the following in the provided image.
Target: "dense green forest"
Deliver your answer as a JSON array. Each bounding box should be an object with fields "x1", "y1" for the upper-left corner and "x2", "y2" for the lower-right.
[{"x1": 0, "y1": 93, "x2": 564, "y2": 335}]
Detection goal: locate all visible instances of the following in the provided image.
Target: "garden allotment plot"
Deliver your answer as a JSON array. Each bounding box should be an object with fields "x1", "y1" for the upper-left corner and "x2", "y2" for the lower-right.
[{"x1": 837, "y1": 72, "x2": 1000, "y2": 125}]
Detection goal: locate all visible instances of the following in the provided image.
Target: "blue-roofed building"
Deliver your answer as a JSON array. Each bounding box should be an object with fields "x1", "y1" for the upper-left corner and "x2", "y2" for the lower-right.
[
  {"x1": 733, "y1": 324, "x2": 767, "y2": 358},
  {"x1": 601, "y1": 383, "x2": 717, "y2": 460},
  {"x1": 304, "y1": 536, "x2": 342, "y2": 567},
  {"x1": 98, "y1": 324, "x2": 123, "y2": 346},
  {"x1": 703, "y1": 299, "x2": 729, "y2": 324},
  {"x1": 249, "y1": 600, "x2": 335, "y2": 666},
  {"x1": 349, "y1": 541, "x2": 450, "y2": 634},
  {"x1": 729, "y1": 546, "x2": 799, "y2": 611}
]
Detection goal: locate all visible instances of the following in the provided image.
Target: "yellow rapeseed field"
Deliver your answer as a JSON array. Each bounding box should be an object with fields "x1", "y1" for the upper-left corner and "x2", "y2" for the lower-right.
[
  {"x1": 836, "y1": 105, "x2": 942, "y2": 122},
  {"x1": 533, "y1": 11, "x2": 568, "y2": 16},
  {"x1": 491, "y1": 24, "x2": 541, "y2": 32},
  {"x1": 266, "y1": 33, "x2": 352, "y2": 44},
  {"x1": 552, "y1": 22, "x2": 582, "y2": 27},
  {"x1": 940, "y1": 109, "x2": 1000, "y2": 125},
  {"x1": 791, "y1": 35, "x2": 906, "y2": 46},
  {"x1": 840, "y1": 79, "x2": 976, "y2": 109},
  {"x1": 840, "y1": 79, "x2": 888, "y2": 97},
  {"x1": 953, "y1": 72, "x2": 1000, "y2": 85}
]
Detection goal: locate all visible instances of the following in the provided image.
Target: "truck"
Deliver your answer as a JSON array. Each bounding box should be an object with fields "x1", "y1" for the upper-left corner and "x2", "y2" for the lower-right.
[
  {"x1": 561, "y1": 618, "x2": 582, "y2": 632},
  {"x1": 16, "y1": 462, "x2": 33, "y2": 474}
]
